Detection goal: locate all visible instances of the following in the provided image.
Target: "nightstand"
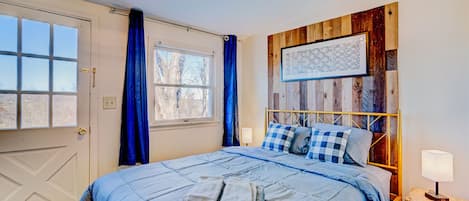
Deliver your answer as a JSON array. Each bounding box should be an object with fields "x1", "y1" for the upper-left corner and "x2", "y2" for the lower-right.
[{"x1": 405, "y1": 188, "x2": 465, "y2": 201}]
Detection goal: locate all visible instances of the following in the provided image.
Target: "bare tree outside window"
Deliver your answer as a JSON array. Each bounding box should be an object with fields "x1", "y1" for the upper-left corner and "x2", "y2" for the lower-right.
[{"x1": 153, "y1": 47, "x2": 212, "y2": 122}]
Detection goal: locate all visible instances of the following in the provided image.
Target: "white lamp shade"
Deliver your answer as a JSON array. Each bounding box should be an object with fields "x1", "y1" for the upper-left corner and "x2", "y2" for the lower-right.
[
  {"x1": 242, "y1": 128, "x2": 253, "y2": 144},
  {"x1": 422, "y1": 150, "x2": 454, "y2": 182}
]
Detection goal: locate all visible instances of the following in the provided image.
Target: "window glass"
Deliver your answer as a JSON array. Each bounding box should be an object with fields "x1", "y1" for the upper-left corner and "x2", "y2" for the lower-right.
[
  {"x1": 0, "y1": 55, "x2": 17, "y2": 90},
  {"x1": 53, "y1": 60, "x2": 77, "y2": 92},
  {"x1": 21, "y1": 94, "x2": 49, "y2": 128},
  {"x1": 153, "y1": 47, "x2": 213, "y2": 122},
  {"x1": 155, "y1": 87, "x2": 210, "y2": 120},
  {"x1": 22, "y1": 19, "x2": 50, "y2": 55},
  {"x1": 54, "y1": 25, "x2": 78, "y2": 59},
  {"x1": 0, "y1": 94, "x2": 17, "y2": 130},
  {"x1": 22, "y1": 57, "x2": 49, "y2": 91},
  {"x1": 53, "y1": 95, "x2": 77, "y2": 127},
  {"x1": 155, "y1": 48, "x2": 210, "y2": 86},
  {"x1": 0, "y1": 15, "x2": 17, "y2": 52}
]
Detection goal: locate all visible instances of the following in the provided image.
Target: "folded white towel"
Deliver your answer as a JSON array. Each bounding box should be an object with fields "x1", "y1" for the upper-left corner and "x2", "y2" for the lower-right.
[
  {"x1": 184, "y1": 176, "x2": 224, "y2": 201},
  {"x1": 220, "y1": 177, "x2": 258, "y2": 201}
]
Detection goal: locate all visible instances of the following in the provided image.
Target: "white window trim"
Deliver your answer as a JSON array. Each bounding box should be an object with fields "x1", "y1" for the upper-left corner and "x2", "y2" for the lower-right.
[{"x1": 146, "y1": 38, "x2": 221, "y2": 128}]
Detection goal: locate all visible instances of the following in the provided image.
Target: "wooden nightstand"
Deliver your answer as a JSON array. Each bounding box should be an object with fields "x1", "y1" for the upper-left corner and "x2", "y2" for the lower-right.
[{"x1": 405, "y1": 188, "x2": 465, "y2": 201}]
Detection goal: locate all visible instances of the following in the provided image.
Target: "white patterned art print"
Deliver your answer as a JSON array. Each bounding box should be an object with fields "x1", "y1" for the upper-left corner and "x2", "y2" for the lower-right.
[{"x1": 281, "y1": 33, "x2": 368, "y2": 81}]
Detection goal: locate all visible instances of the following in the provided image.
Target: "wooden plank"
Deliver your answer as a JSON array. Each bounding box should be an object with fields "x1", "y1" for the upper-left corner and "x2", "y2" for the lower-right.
[
  {"x1": 351, "y1": 78, "x2": 363, "y2": 128},
  {"x1": 386, "y1": 71, "x2": 399, "y2": 165},
  {"x1": 273, "y1": 93, "x2": 279, "y2": 122},
  {"x1": 285, "y1": 29, "x2": 300, "y2": 114},
  {"x1": 341, "y1": 78, "x2": 353, "y2": 126},
  {"x1": 306, "y1": 23, "x2": 324, "y2": 118},
  {"x1": 386, "y1": 50, "x2": 398, "y2": 71},
  {"x1": 341, "y1": 15, "x2": 352, "y2": 35},
  {"x1": 307, "y1": 22, "x2": 323, "y2": 42},
  {"x1": 332, "y1": 79, "x2": 342, "y2": 125},
  {"x1": 306, "y1": 80, "x2": 316, "y2": 110},
  {"x1": 298, "y1": 27, "x2": 308, "y2": 110},
  {"x1": 351, "y1": 8, "x2": 373, "y2": 128},
  {"x1": 371, "y1": 7, "x2": 386, "y2": 132},
  {"x1": 385, "y1": 2, "x2": 398, "y2": 50},
  {"x1": 315, "y1": 81, "x2": 324, "y2": 111},
  {"x1": 386, "y1": 71, "x2": 399, "y2": 113},
  {"x1": 323, "y1": 17, "x2": 342, "y2": 40},
  {"x1": 323, "y1": 80, "x2": 334, "y2": 123},
  {"x1": 278, "y1": 32, "x2": 287, "y2": 123},
  {"x1": 271, "y1": 34, "x2": 281, "y2": 94},
  {"x1": 268, "y1": 35, "x2": 274, "y2": 108}
]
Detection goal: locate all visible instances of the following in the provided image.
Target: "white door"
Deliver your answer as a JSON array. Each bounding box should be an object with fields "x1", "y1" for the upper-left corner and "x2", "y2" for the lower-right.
[{"x1": 0, "y1": 3, "x2": 91, "y2": 201}]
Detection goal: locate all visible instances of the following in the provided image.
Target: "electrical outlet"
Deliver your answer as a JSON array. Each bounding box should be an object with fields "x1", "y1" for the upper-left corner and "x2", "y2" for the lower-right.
[{"x1": 103, "y1": 96, "x2": 117, "y2": 110}]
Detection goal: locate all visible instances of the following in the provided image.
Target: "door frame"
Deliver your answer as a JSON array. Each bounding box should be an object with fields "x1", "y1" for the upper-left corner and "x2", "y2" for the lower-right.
[{"x1": 0, "y1": 0, "x2": 100, "y2": 182}]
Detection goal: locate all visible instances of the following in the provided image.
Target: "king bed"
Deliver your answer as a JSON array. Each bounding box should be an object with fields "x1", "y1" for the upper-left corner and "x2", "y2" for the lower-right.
[{"x1": 82, "y1": 109, "x2": 401, "y2": 201}]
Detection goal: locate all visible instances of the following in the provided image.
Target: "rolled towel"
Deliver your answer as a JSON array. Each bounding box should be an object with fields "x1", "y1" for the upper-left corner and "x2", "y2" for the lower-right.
[
  {"x1": 184, "y1": 176, "x2": 224, "y2": 201},
  {"x1": 220, "y1": 177, "x2": 260, "y2": 201}
]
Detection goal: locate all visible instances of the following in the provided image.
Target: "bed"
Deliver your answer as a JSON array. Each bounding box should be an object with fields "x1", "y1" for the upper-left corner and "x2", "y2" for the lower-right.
[{"x1": 82, "y1": 109, "x2": 401, "y2": 201}]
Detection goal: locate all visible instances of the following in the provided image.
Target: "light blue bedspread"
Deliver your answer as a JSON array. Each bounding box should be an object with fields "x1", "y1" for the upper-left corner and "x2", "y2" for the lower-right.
[{"x1": 81, "y1": 147, "x2": 390, "y2": 201}]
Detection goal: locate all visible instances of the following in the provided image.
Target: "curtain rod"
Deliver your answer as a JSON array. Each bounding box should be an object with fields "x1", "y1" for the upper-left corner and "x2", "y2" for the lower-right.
[{"x1": 109, "y1": 7, "x2": 227, "y2": 39}]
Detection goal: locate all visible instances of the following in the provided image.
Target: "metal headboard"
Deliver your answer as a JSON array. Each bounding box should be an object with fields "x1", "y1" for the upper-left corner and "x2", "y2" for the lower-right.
[{"x1": 264, "y1": 108, "x2": 402, "y2": 200}]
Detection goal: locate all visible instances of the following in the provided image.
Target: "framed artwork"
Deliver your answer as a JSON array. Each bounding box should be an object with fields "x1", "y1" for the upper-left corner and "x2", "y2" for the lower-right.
[{"x1": 281, "y1": 32, "x2": 368, "y2": 81}]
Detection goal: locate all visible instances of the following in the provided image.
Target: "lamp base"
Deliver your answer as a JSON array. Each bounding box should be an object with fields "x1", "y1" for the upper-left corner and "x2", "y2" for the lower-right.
[{"x1": 425, "y1": 191, "x2": 449, "y2": 201}]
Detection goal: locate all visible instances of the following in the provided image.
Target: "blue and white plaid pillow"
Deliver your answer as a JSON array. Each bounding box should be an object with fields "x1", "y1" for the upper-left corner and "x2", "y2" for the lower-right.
[
  {"x1": 306, "y1": 129, "x2": 351, "y2": 163},
  {"x1": 262, "y1": 122, "x2": 297, "y2": 153}
]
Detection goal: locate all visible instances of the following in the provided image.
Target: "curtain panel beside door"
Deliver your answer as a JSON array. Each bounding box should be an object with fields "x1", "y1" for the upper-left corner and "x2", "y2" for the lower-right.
[{"x1": 119, "y1": 9, "x2": 150, "y2": 165}]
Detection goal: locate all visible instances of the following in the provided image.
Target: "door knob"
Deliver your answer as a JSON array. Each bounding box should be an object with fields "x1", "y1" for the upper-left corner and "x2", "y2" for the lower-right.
[{"x1": 78, "y1": 127, "x2": 88, "y2": 135}]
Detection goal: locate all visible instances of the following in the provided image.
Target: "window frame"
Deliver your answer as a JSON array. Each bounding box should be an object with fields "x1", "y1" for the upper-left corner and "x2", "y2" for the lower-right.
[
  {"x1": 147, "y1": 41, "x2": 218, "y2": 127},
  {"x1": 0, "y1": 14, "x2": 79, "y2": 130}
]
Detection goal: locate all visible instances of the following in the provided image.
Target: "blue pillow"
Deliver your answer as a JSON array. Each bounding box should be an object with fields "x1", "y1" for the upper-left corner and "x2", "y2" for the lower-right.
[
  {"x1": 262, "y1": 122, "x2": 296, "y2": 153},
  {"x1": 313, "y1": 123, "x2": 372, "y2": 167},
  {"x1": 289, "y1": 127, "x2": 312, "y2": 155},
  {"x1": 306, "y1": 129, "x2": 351, "y2": 163}
]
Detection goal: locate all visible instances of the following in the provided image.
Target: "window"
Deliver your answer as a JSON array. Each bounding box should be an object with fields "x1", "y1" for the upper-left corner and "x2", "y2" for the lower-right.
[
  {"x1": 151, "y1": 46, "x2": 214, "y2": 124},
  {"x1": 0, "y1": 15, "x2": 78, "y2": 130}
]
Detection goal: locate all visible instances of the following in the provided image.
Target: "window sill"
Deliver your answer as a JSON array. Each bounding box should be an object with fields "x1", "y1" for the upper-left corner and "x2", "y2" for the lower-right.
[{"x1": 150, "y1": 120, "x2": 220, "y2": 131}]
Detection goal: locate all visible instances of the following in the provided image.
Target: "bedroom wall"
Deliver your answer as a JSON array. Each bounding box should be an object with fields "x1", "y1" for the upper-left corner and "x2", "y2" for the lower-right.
[
  {"x1": 239, "y1": 0, "x2": 469, "y2": 199},
  {"x1": 399, "y1": 0, "x2": 469, "y2": 199},
  {"x1": 8, "y1": 0, "x2": 224, "y2": 178}
]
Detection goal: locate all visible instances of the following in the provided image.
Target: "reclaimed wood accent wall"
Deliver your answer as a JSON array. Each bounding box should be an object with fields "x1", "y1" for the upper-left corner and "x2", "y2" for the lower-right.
[
  {"x1": 267, "y1": 2, "x2": 399, "y2": 196},
  {"x1": 268, "y1": 3, "x2": 398, "y2": 117}
]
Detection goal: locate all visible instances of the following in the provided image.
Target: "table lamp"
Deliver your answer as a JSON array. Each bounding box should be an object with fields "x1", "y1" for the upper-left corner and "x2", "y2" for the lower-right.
[
  {"x1": 421, "y1": 150, "x2": 453, "y2": 201},
  {"x1": 242, "y1": 128, "x2": 253, "y2": 146}
]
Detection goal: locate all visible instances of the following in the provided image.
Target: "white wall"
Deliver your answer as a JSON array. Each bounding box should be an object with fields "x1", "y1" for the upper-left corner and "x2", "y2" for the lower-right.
[
  {"x1": 10, "y1": 0, "x2": 223, "y2": 178},
  {"x1": 238, "y1": 35, "x2": 268, "y2": 146},
  {"x1": 399, "y1": 0, "x2": 469, "y2": 199}
]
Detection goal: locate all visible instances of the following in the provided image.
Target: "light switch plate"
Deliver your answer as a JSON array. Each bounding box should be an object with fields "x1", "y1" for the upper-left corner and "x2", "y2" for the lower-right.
[{"x1": 103, "y1": 96, "x2": 117, "y2": 110}]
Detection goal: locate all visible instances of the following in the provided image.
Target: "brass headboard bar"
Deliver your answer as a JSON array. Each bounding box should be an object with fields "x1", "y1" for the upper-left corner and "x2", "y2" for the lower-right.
[
  {"x1": 264, "y1": 108, "x2": 402, "y2": 199},
  {"x1": 266, "y1": 109, "x2": 399, "y2": 117}
]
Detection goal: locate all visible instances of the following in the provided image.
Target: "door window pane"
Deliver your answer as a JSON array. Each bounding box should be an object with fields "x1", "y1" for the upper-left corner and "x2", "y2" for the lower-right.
[
  {"x1": 21, "y1": 94, "x2": 49, "y2": 128},
  {"x1": 0, "y1": 15, "x2": 17, "y2": 52},
  {"x1": 53, "y1": 95, "x2": 77, "y2": 127},
  {"x1": 54, "y1": 25, "x2": 78, "y2": 59},
  {"x1": 155, "y1": 87, "x2": 210, "y2": 120},
  {"x1": 22, "y1": 19, "x2": 50, "y2": 55},
  {"x1": 0, "y1": 55, "x2": 17, "y2": 90},
  {"x1": 22, "y1": 57, "x2": 49, "y2": 91},
  {"x1": 0, "y1": 94, "x2": 17, "y2": 130},
  {"x1": 53, "y1": 60, "x2": 77, "y2": 92}
]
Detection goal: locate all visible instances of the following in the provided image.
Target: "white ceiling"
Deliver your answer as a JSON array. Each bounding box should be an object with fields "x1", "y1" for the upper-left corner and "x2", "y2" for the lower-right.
[{"x1": 88, "y1": 0, "x2": 396, "y2": 36}]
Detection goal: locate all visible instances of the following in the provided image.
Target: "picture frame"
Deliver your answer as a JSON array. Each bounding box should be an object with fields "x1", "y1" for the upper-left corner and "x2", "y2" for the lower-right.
[{"x1": 281, "y1": 32, "x2": 369, "y2": 82}]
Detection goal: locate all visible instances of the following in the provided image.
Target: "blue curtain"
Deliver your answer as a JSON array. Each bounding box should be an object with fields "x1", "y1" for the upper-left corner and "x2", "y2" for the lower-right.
[
  {"x1": 119, "y1": 9, "x2": 150, "y2": 165},
  {"x1": 223, "y1": 35, "x2": 240, "y2": 147}
]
